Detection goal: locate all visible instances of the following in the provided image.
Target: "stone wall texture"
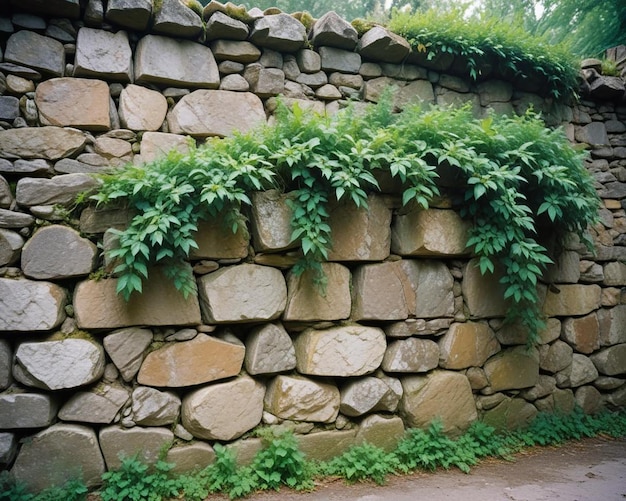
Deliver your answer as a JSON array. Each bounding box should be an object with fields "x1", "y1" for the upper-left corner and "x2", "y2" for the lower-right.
[{"x1": 0, "y1": 0, "x2": 625, "y2": 492}]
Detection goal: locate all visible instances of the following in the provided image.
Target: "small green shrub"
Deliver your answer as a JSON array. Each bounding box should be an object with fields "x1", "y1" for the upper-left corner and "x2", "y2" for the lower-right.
[
  {"x1": 0, "y1": 472, "x2": 34, "y2": 501},
  {"x1": 100, "y1": 457, "x2": 179, "y2": 501},
  {"x1": 319, "y1": 442, "x2": 400, "y2": 485},
  {"x1": 201, "y1": 444, "x2": 257, "y2": 499}
]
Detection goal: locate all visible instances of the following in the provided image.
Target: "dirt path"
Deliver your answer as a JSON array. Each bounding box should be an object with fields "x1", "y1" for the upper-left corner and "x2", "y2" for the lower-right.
[{"x1": 226, "y1": 437, "x2": 626, "y2": 501}]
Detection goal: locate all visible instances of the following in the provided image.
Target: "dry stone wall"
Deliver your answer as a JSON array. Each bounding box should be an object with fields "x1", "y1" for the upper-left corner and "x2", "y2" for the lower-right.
[{"x1": 0, "y1": 0, "x2": 625, "y2": 491}]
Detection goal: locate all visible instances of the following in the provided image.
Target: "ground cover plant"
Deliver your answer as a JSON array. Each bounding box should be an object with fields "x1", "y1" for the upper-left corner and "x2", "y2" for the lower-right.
[
  {"x1": 2, "y1": 410, "x2": 625, "y2": 500},
  {"x1": 91, "y1": 96, "x2": 598, "y2": 344}
]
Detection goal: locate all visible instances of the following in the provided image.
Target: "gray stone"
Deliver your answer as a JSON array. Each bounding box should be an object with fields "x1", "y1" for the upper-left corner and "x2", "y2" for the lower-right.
[
  {"x1": 0, "y1": 278, "x2": 66, "y2": 331},
  {"x1": 0, "y1": 229, "x2": 24, "y2": 266},
  {"x1": 575, "y1": 386, "x2": 603, "y2": 414},
  {"x1": 340, "y1": 377, "x2": 394, "y2": 417},
  {"x1": 58, "y1": 384, "x2": 129, "y2": 423},
  {"x1": 250, "y1": 189, "x2": 297, "y2": 252},
  {"x1": 462, "y1": 259, "x2": 509, "y2": 319},
  {"x1": 0, "y1": 391, "x2": 57, "y2": 428},
  {"x1": 244, "y1": 65, "x2": 285, "y2": 97},
  {"x1": 358, "y1": 26, "x2": 411, "y2": 64},
  {"x1": 103, "y1": 329, "x2": 152, "y2": 382},
  {"x1": 546, "y1": 250, "x2": 581, "y2": 284},
  {"x1": 167, "y1": 90, "x2": 266, "y2": 137},
  {"x1": 14, "y1": 339, "x2": 105, "y2": 391},
  {"x1": 520, "y1": 375, "x2": 557, "y2": 401},
  {"x1": 297, "y1": 49, "x2": 322, "y2": 73},
  {"x1": 205, "y1": 11, "x2": 249, "y2": 41},
  {"x1": 99, "y1": 425, "x2": 173, "y2": 470},
  {"x1": 74, "y1": 28, "x2": 132, "y2": 81},
  {"x1": 166, "y1": 442, "x2": 216, "y2": 474},
  {"x1": 0, "y1": 177, "x2": 12, "y2": 209},
  {"x1": 12, "y1": 424, "x2": 105, "y2": 491},
  {"x1": 79, "y1": 204, "x2": 134, "y2": 234},
  {"x1": 309, "y1": 11, "x2": 357, "y2": 50},
  {"x1": 355, "y1": 415, "x2": 405, "y2": 452},
  {"x1": 245, "y1": 323, "x2": 296, "y2": 375},
  {"x1": 0, "y1": 340, "x2": 10, "y2": 390},
  {"x1": 249, "y1": 14, "x2": 307, "y2": 52},
  {"x1": 439, "y1": 322, "x2": 501, "y2": 370},
  {"x1": 0, "y1": 126, "x2": 86, "y2": 160},
  {"x1": 539, "y1": 340, "x2": 573, "y2": 373},
  {"x1": 351, "y1": 262, "x2": 409, "y2": 321},
  {"x1": 294, "y1": 325, "x2": 386, "y2": 377},
  {"x1": 138, "y1": 333, "x2": 244, "y2": 387},
  {"x1": 190, "y1": 217, "x2": 249, "y2": 260},
  {"x1": 382, "y1": 338, "x2": 439, "y2": 373},
  {"x1": 138, "y1": 131, "x2": 191, "y2": 163},
  {"x1": 399, "y1": 260, "x2": 455, "y2": 318},
  {"x1": 131, "y1": 386, "x2": 181, "y2": 426},
  {"x1": 570, "y1": 354, "x2": 599, "y2": 388},
  {"x1": 604, "y1": 261, "x2": 626, "y2": 286},
  {"x1": 220, "y1": 74, "x2": 249, "y2": 91},
  {"x1": 119, "y1": 84, "x2": 168, "y2": 131},
  {"x1": 135, "y1": 35, "x2": 220, "y2": 88},
  {"x1": 22, "y1": 225, "x2": 97, "y2": 280},
  {"x1": 477, "y1": 80, "x2": 513, "y2": 104},
  {"x1": 1, "y1": 159, "x2": 52, "y2": 175},
  {"x1": 73, "y1": 267, "x2": 202, "y2": 329},
  {"x1": 264, "y1": 375, "x2": 339, "y2": 423},
  {"x1": 400, "y1": 370, "x2": 477, "y2": 435},
  {"x1": 0, "y1": 209, "x2": 35, "y2": 229},
  {"x1": 198, "y1": 264, "x2": 286, "y2": 323},
  {"x1": 105, "y1": 0, "x2": 152, "y2": 31},
  {"x1": 182, "y1": 375, "x2": 265, "y2": 440},
  {"x1": 329, "y1": 72, "x2": 363, "y2": 89},
  {"x1": 0, "y1": 433, "x2": 17, "y2": 465},
  {"x1": 152, "y1": 0, "x2": 203, "y2": 38},
  {"x1": 259, "y1": 48, "x2": 283, "y2": 68},
  {"x1": 283, "y1": 263, "x2": 351, "y2": 321},
  {"x1": 5, "y1": 31, "x2": 65, "y2": 77},
  {"x1": 482, "y1": 398, "x2": 537, "y2": 431},
  {"x1": 590, "y1": 344, "x2": 626, "y2": 376},
  {"x1": 0, "y1": 96, "x2": 19, "y2": 121},
  {"x1": 16, "y1": 173, "x2": 99, "y2": 207},
  {"x1": 210, "y1": 40, "x2": 261, "y2": 63},
  {"x1": 589, "y1": 76, "x2": 625, "y2": 101},
  {"x1": 319, "y1": 46, "x2": 361, "y2": 74},
  {"x1": 295, "y1": 71, "x2": 328, "y2": 88},
  {"x1": 575, "y1": 122, "x2": 609, "y2": 145},
  {"x1": 599, "y1": 305, "x2": 626, "y2": 346}
]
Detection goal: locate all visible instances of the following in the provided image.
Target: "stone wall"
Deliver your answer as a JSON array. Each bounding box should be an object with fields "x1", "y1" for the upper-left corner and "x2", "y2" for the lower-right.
[{"x1": 0, "y1": 0, "x2": 625, "y2": 492}]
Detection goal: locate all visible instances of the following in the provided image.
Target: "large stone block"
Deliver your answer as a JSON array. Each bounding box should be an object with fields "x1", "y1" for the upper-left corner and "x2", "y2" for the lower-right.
[
  {"x1": 339, "y1": 377, "x2": 395, "y2": 417},
  {"x1": 0, "y1": 340, "x2": 11, "y2": 390},
  {"x1": 135, "y1": 35, "x2": 219, "y2": 88},
  {"x1": 400, "y1": 370, "x2": 477, "y2": 435},
  {"x1": 309, "y1": 11, "x2": 358, "y2": 50},
  {"x1": 168, "y1": 90, "x2": 266, "y2": 137},
  {"x1": 294, "y1": 325, "x2": 386, "y2": 377},
  {"x1": 99, "y1": 425, "x2": 173, "y2": 470},
  {"x1": 590, "y1": 344, "x2": 626, "y2": 376},
  {"x1": 543, "y1": 284, "x2": 601, "y2": 317},
  {"x1": 16, "y1": 173, "x2": 99, "y2": 208},
  {"x1": 103, "y1": 327, "x2": 152, "y2": 382},
  {"x1": 484, "y1": 346, "x2": 539, "y2": 391},
  {"x1": 351, "y1": 262, "x2": 409, "y2": 321},
  {"x1": 138, "y1": 334, "x2": 244, "y2": 387},
  {"x1": 599, "y1": 305, "x2": 626, "y2": 346},
  {"x1": 358, "y1": 26, "x2": 411, "y2": 64},
  {"x1": 439, "y1": 322, "x2": 501, "y2": 369},
  {"x1": 74, "y1": 28, "x2": 132, "y2": 81},
  {"x1": 0, "y1": 433, "x2": 17, "y2": 465},
  {"x1": 0, "y1": 391, "x2": 57, "y2": 429},
  {"x1": 250, "y1": 190, "x2": 297, "y2": 252},
  {"x1": 0, "y1": 127, "x2": 86, "y2": 160},
  {"x1": 355, "y1": 414, "x2": 405, "y2": 452},
  {"x1": 296, "y1": 430, "x2": 356, "y2": 461},
  {"x1": 138, "y1": 131, "x2": 191, "y2": 164},
  {"x1": 190, "y1": 218, "x2": 249, "y2": 260},
  {"x1": 264, "y1": 375, "x2": 339, "y2": 423},
  {"x1": 399, "y1": 260, "x2": 455, "y2": 318},
  {"x1": 327, "y1": 195, "x2": 391, "y2": 261},
  {"x1": 462, "y1": 258, "x2": 508, "y2": 318},
  {"x1": 5, "y1": 31, "x2": 65, "y2": 77},
  {"x1": 249, "y1": 14, "x2": 307, "y2": 52},
  {"x1": 35, "y1": 78, "x2": 111, "y2": 130},
  {"x1": 22, "y1": 225, "x2": 97, "y2": 280},
  {"x1": 319, "y1": 46, "x2": 361, "y2": 73},
  {"x1": 0, "y1": 278, "x2": 67, "y2": 331},
  {"x1": 166, "y1": 442, "x2": 215, "y2": 475},
  {"x1": 131, "y1": 386, "x2": 181, "y2": 426},
  {"x1": 382, "y1": 338, "x2": 439, "y2": 373},
  {"x1": 198, "y1": 264, "x2": 286, "y2": 323},
  {"x1": 244, "y1": 323, "x2": 296, "y2": 375},
  {"x1": 561, "y1": 313, "x2": 600, "y2": 354},
  {"x1": 106, "y1": 0, "x2": 152, "y2": 30},
  {"x1": 14, "y1": 339, "x2": 105, "y2": 391},
  {"x1": 575, "y1": 386, "x2": 603, "y2": 415},
  {"x1": 391, "y1": 208, "x2": 471, "y2": 257},
  {"x1": 0, "y1": 229, "x2": 24, "y2": 267},
  {"x1": 58, "y1": 384, "x2": 129, "y2": 424},
  {"x1": 482, "y1": 398, "x2": 537, "y2": 431},
  {"x1": 539, "y1": 340, "x2": 573, "y2": 373},
  {"x1": 570, "y1": 354, "x2": 599, "y2": 388},
  {"x1": 74, "y1": 266, "x2": 201, "y2": 329},
  {"x1": 283, "y1": 263, "x2": 351, "y2": 321},
  {"x1": 152, "y1": 0, "x2": 203, "y2": 38},
  {"x1": 182, "y1": 376, "x2": 265, "y2": 440},
  {"x1": 119, "y1": 84, "x2": 168, "y2": 132}
]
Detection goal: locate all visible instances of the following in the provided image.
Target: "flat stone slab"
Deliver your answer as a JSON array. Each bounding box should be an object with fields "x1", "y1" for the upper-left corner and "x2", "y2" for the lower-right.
[
  {"x1": 0, "y1": 127, "x2": 86, "y2": 160},
  {"x1": 74, "y1": 27, "x2": 132, "y2": 81},
  {"x1": 0, "y1": 278, "x2": 67, "y2": 331},
  {"x1": 99, "y1": 425, "x2": 173, "y2": 470}
]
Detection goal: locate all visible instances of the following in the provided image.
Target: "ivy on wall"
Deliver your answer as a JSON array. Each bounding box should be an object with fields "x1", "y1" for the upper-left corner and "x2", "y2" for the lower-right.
[{"x1": 91, "y1": 96, "x2": 599, "y2": 343}]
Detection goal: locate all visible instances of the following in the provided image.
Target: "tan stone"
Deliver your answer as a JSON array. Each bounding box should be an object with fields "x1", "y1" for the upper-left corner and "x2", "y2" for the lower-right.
[
  {"x1": 244, "y1": 323, "x2": 296, "y2": 375},
  {"x1": 167, "y1": 90, "x2": 266, "y2": 138},
  {"x1": 264, "y1": 375, "x2": 339, "y2": 423},
  {"x1": 355, "y1": 415, "x2": 405, "y2": 452},
  {"x1": 94, "y1": 137, "x2": 132, "y2": 159},
  {"x1": 590, "y1": 344, "x2": 626, "y2": 376},
  {"x1": 462, "y1": 259, "x2": 508, "y2": 318},
  {"x1": 190, "y1": 218, "x2": 249, "y2": 259},
  {"x1": 398, "y1": 260, "x2": 455, "y2": 318},
  {"x1": 439, "y1": 322, "x2": 501, "y2": 369},
  {"x1": 138, "y1": 334, "x2": 244, "y2": 387},
  {"x1": 327, "y1": 195, "x2": 391, "y2": 261},
  {"x1": 297, "y1": 430, "x2": 356, "y2": 461},
  {"x1": 250, "y1": 190, "x2": 297, "y2": 252},
  {"x1": 339, "y1": 377, "x2": 394, "y2": 416},
  {"x1": 539, "y1": 340, "x2": 573, "y2": 373},
  {"x1": 99, "y1": 426, "x2": 173, "y2": 470},
  {"x1": 103, "y1": 328, "x2": 153, "y2": 382},
  {"x1": 570, "y1": 354, "x2": 599, "y2": 387},
  {"x1": 561, "y1": 313, "x2": 600, "y2": 354},
  {"x1": 198, "y1": 264, "x2": 286, "y2": 323},
  {"x1": 182, "y1": 376, "x2": 265, "y2": 441},
  {"x1": 119, "y1": 84, "x2": 168, "y2": 132},
  {"x1": 484, "y1": 346, "x2": 539, "y2": 391},
  {"x1": 603, "y1": 261, "x2": 626, "y2": 286},
  {"x1": 496, "y1": 318, "x2": 561, "y2": 345},
  {"x1": 35, "y1": 78, "x2": 111, "y2": 131},
  {"x1": 482, "y1": 398, "x2": 537, "y2": 431},
  {"x1": 0, "y1": 126, "x2": 86, "y2": 160},
  {"x1": 139, "y1": 131, "x2": 191, "y2": 163},
  {"x1": 283, "y1": 263, "x2": 351, "y2": 321},
  {"x1": 226, "y1": 438, "x2": 263, "y2": 466},
  {"x1": 73, "y1": 266, "x2": 202, "y2": 329},
  {"x1": 166, "y1": 442, "x2": 215, "y2": 474},
  {"x1": 294, "y1": 325, "x2": 386, "y2": 377},
  {"x1": 391, "y1": 208, "x2": 471, "y2": 257},
  {"x1": 536, "y1": 388, "x2": 575, "y2": 414},
  {"x1": 599, "y1": 305, "x2": 626, "y2": 346},
  {"x1": 543, "y1": 284, "x2": 601, "y2": 316},
  {"x1": 400, "y1": 370, "x2": 477, "y2": 435},
  {"x1": 382, "y1": 338, "x2": 439, "y2": 373},
  {"x1": 351, "y1": 261, "x2": 409, "y2": 321}
]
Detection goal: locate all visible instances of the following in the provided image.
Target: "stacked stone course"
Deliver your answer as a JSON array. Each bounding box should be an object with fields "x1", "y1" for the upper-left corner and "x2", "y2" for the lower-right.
[{"x1": 0, "y1": 0, "x2": 625, "y2": 492}]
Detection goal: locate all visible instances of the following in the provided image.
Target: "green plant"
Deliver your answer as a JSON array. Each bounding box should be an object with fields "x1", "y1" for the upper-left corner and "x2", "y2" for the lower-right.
[
  {"x1": 387, "y1": 8, "x2": 579, "y2": 100},
  {"x1": 201, "y1": 444, "x2": 257, "y2": 499},
  {"x1": 600, "y1": 58, "x2": 620, "y2": 76},
  {"x1": 34, "y1": 479, "x2": 87, "y2": 501},
  {"x1": 319, "y1": 442, "x2": 400, "y2": 485},
  {"x1": 0, "y1": 472, "x2": 34, "y2": 501},
  {"x1": 100, "y1": 457, "x2": 180, "y2": 501}
]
